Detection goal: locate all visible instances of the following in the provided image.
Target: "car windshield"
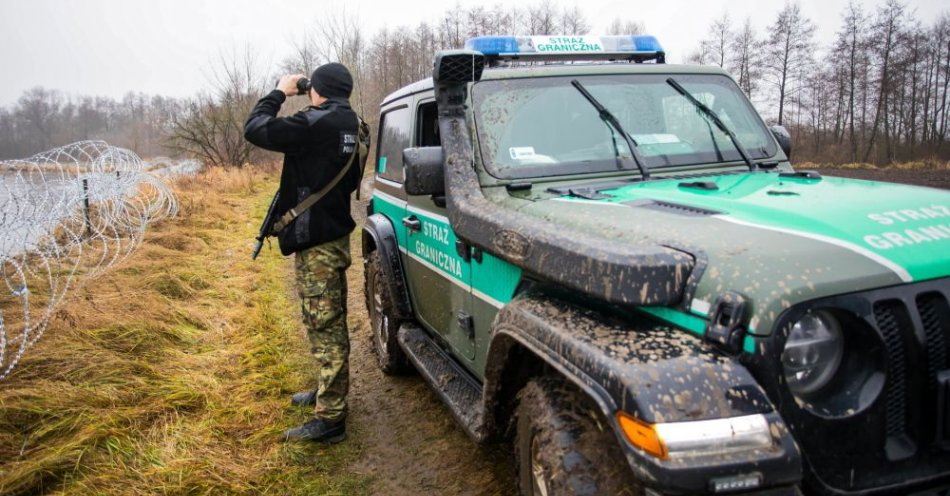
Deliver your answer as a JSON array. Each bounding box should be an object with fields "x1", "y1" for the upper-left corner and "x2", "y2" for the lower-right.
[{"x1": 472, "y1": 73, "x2": 777, "y2": 179}]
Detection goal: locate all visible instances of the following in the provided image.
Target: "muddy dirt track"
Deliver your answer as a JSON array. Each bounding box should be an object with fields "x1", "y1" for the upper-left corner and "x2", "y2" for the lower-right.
[
  {"x1": 335, "y1": 167, "x2": 949, "y2": 495},
  {"x1": 337, "y1": 189, "x2": 516, "y2": 495},
  {"x1": 341, "y1": 257, "x2": 516, "y2": 495}
]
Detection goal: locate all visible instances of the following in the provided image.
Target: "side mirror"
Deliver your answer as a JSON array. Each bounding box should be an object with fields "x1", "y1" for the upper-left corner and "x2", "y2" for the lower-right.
[
  {"x1": 770, "y1": 125, "x2": 792, "y2": 158},
  {"x1": 403, "y1": 147, "x2": 445, "y2": 196}
]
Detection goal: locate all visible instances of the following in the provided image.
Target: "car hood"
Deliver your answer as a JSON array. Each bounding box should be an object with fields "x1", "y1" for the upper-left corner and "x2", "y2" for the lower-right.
[{"x1": 516, "y1": 171, "x2": 950, "y2": 336}]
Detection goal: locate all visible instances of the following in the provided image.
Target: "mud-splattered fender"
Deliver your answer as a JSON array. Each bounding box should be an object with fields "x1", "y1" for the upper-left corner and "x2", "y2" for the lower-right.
[
  {"x1": 482, "y1": 291, "x2": 802, "y2": 492},
  {"x1": 362, "y1": 213, "x2": 412, "y2": 319}
]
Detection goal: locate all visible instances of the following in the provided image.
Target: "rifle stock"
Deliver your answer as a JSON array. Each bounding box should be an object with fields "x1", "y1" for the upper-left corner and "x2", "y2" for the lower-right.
[{"x1": 252, "y1": 192, "x2": 280, "y2": 260}]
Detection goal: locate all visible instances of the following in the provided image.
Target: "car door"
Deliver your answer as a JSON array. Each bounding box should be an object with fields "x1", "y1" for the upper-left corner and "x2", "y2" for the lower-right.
[{"x1": 403, "y1": 98, "x2": 475, "y2": 360}]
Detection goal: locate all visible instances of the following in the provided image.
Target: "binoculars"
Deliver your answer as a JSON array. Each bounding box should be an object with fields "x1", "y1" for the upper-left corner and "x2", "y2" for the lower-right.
[
  {"x1": 296, "y1": 77, "x2": 311, "y2": 95},
  {"x1": 276, "y1": 77, "x2": 312, "y2": 95}
]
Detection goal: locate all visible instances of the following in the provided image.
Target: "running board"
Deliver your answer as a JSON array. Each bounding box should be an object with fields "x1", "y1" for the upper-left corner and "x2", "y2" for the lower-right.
[{"x1": 398, "y1": 324, "x2": 485, "y2": 441}]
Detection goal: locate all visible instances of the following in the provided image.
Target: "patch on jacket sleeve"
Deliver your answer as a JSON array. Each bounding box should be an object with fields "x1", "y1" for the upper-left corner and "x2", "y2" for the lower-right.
[{"x1": 339, "y1": 131, "x2": 357, "y2": 157}]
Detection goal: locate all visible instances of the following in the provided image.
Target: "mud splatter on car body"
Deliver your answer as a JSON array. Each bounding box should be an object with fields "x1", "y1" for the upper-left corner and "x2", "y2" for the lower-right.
[{"x1": 363, "y1": 45, "x2": 950, "y2": 495}]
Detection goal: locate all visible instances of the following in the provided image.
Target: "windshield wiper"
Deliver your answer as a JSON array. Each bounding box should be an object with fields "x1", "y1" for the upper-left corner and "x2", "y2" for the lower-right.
[
  {"x1": 666, "y1": 77, "x2": 758, "y2": 171},
  {"x1": 570, "y1": 79, "x2": 651, "y2": 181}
]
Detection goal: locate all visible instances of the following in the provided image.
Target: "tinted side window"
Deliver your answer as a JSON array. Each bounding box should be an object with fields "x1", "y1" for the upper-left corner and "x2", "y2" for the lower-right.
[{"x1": 377, "y1": 106, "x2": 411, "y2": 183}]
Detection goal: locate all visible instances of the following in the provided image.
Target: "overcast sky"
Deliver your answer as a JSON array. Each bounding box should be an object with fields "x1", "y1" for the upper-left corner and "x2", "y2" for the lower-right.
[{"x1": 0, "y1": 0, "x2": 946, "y2": 106}]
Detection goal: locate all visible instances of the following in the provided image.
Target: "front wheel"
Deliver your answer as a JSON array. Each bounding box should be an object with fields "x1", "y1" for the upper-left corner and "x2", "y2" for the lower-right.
[
  {"x1": 515, "y1": 376, "x2": 640, "y2": 496},
  {"x1": 363, "y1": 249, "x2": 410, "y2": 375}
]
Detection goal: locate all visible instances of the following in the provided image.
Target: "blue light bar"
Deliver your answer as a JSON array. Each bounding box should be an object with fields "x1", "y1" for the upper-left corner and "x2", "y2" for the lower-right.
[
  {"x1": 466, "y1": 36, "x2": 520, "y2": 54},
  {"x1": 464, "y1": 35, "x2": 665, "y2": 63}
]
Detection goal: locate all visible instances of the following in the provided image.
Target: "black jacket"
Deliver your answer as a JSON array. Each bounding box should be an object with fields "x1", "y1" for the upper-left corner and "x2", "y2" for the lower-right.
[{"x1": 244, "y1": 90, "x2": 360, "y2": 255}]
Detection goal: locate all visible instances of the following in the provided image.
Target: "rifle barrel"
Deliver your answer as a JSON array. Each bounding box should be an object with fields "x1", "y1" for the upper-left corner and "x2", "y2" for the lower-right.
[{"x1": 251, "y1": 192, "x2": 280, "y2": 260}]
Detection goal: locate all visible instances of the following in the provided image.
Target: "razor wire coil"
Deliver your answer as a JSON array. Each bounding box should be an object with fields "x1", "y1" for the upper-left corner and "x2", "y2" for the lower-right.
[{"x1": 0, "y1": 140, "x2": 181, "y2": 380}]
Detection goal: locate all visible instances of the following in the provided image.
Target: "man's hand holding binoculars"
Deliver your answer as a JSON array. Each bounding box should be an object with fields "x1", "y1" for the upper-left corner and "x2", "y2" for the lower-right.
[{"x1": 277, "y1": 74, "x2": 311, "y2": 97}]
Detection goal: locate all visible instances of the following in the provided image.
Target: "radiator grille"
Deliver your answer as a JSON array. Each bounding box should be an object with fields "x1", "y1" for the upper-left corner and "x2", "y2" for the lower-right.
[
  {"x1": 875, "y1": 301, "x2": 910, "y2": 440},
  {"x1": 783, "y1": 279, "x2": 950, "y2": 492},
  {"x1": 920, "y1": 293, "x2": 949, "y2": 391}
]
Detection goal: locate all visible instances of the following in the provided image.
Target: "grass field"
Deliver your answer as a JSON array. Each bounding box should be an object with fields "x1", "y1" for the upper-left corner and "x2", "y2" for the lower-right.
[
  {"x1": 0, "y1": 166, "x2": 371, "y2": 495},
  {"x1": 7, "y1": 159, "x2": 941, "y2": 495},
  {"x1": 796, "y1": 158, "x2": 950, "y2": 170}
]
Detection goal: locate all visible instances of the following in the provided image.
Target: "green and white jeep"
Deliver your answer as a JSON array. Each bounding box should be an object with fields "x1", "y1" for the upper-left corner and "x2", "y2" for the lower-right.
[{"x1": 361, "y1": 35, "x2": 950, "y2": 495}]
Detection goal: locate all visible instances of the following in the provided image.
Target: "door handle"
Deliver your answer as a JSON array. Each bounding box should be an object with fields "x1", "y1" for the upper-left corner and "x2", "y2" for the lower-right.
[{"x1": 402, "y1": 215, "x2": 421, "y2": 232}]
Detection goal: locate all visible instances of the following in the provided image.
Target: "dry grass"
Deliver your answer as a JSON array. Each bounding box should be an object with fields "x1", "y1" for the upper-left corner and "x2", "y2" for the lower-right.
[
  {"x1": 0, "y1": 165, "x2": 370, "y2": 495},
  {"x1": 796, "y1": 159, "x2": 950, "y2": 170}
]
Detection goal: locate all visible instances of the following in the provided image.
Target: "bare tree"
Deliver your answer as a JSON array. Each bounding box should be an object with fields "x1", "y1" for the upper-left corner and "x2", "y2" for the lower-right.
[
  {"x1": 440, "y1": 4, "x2": 466, "y2": 48},
  {"x1": 863, "y1": 0, "x2": 906, "y2": 161},
  {"x1": 278, "y1": 32, "x2": 323, "y2": 76},
  {"x1": 464, "y1": 6, "x2": 490, "y2": 37},
  {"x1": 605, "y1": 18, "x2": 644, "y2": 35},
  {"x1": 17, "y1": 87, "x2": 62, "y2": 151},
  {"x1": 764, "y1": 2, "x2": 816, "y2": 126},
  {"x1": 169, "y1": 48, "x2": 265, "y2": 167},
  {"x1": 525, "y1": 0, "x2": 557, "y2": 35},
  {"x1": 835, "y1": 1, "x2": 869, "y2": 161},
  {"x1": 559, "y1": 5, "x2": 590, "y2": 34},
  {"x1": 687, "y1": 41, "x2": 714, "y2": 66},
  {"x1": 487, "y1": 4, "x2": 520, "y2": 35},
  {"x1": 708, "y1": 13, "x2": 732, "y2": 68},
  {"x1": 933, "y1": 15, "x2": 950, "y2": 150},
  {"x1": 730, "y1": 18, "x2": 761, "y2": 98}
]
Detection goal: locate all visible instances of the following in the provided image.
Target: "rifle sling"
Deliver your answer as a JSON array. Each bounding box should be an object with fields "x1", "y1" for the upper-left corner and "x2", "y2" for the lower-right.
[{"x1": 272, "y1": 126, "x2": 365, "y2": 234}]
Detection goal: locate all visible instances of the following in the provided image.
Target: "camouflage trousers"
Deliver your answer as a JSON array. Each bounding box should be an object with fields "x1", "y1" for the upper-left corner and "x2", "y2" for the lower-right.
[{"x1": 294, "y1": 235, "x2": 351, "y2": 422}]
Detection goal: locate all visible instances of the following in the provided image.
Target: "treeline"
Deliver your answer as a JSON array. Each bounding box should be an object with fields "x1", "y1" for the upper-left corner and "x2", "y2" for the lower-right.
[
  {"x1": 689, "y1": 0, "x2": 950, "y2": 163},
  {"x1": 0, "y1": 2, "x2": 620, "y2": 164},
  {"x1": 269, "y1": 2, "x2": 641, "y2": 161},
  {"x1": 133, "y1": 2, "x2": 640, "y2": 167},
  {"x1": 0, "y1": 88, "x2": 183, "y2": 160},
  {"x1": 3, "y1": 1, "x2": 947, "y2": 165}
]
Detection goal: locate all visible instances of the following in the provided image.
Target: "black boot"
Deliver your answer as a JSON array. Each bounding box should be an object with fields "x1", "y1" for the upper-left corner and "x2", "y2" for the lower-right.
[
  {"x1": 290, "y1": 389, "x2": 317, "y2": 407},
  {"x1": 283, "y1": 418, "x2": 346, "y2": 443}
]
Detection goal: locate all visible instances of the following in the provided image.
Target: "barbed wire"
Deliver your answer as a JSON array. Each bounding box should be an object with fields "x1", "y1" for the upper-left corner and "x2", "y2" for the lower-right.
[{"x1": 0, "y1": 141, "x2": 181, "y2": 380}]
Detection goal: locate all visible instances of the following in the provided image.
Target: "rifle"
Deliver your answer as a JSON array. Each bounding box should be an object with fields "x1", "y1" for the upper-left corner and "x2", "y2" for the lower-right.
[{"x1": 252, "y1": 192, "x2": 280, "y2": 260}]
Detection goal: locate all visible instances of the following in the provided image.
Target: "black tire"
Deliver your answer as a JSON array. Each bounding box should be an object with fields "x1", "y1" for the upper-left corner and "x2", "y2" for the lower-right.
[
  {"x1": 515, "y1": 376, "x2": 641, "y2": 496},
  {"x1": 363, "y1": 249, "x2": 410, "y2": 374}
]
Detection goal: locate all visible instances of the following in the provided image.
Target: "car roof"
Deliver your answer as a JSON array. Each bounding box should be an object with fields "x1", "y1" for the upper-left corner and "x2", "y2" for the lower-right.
[{"x1": 380, "y1": 63, "x2": 732, "y2": 107}]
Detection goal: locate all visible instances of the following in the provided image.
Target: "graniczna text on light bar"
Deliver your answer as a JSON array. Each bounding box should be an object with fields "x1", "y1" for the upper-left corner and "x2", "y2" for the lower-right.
[{"x1": 464, "y1": 35, "x2": 664, "y2": 57}]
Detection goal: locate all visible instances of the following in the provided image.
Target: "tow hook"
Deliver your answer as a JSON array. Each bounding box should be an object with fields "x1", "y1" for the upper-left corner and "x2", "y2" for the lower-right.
[{"x1": 705, "y1": 291, "x2": 749, "y2": 354}]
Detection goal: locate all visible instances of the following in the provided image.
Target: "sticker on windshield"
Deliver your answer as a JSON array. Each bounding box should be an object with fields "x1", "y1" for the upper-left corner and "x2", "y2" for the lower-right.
[
  {"x1": 510, "y1": 147, "x2": 538, "y2": 160},
  {"x1": 508, "y1": 147, "x2": 557, "y2": 164},
  {"x1": 631, "y1": 134, "x2": 681, "y2": 145}
]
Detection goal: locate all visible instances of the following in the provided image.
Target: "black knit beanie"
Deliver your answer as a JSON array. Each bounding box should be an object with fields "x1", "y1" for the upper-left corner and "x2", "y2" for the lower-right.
[{"x1": 310, "y1": 63, "x2": 353, "y2": 98}]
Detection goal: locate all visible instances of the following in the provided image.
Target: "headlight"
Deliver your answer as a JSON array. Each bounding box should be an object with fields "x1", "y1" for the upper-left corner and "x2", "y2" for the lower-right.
[
  {"x1": 616, "y1": 412, "x2": 774, "y2": 460},
  {"x1": 782, "y1": 310, "x2": 844, "y2": 396},
  {"x1": 778, "y1": 307, "x2": 886, "y2": 418}
]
